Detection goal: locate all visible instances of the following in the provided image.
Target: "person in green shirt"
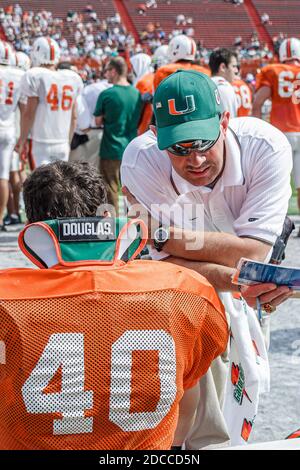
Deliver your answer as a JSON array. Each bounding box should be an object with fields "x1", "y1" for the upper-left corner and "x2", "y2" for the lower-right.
[{"x1": 94, "y1": 56, "x2": 142, "y2": 214}]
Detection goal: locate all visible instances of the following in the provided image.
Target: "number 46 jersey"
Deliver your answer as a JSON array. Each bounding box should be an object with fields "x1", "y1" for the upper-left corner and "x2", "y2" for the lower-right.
[
  {"x1": 22, "y1": 67, "x2": 83, "y2": 143},
  {"x1": 256, "y1": 63, "x2": 300, "y2": 133},
  {"x1": 0, "y1": 261, "x2": 228, "y2": 450}
]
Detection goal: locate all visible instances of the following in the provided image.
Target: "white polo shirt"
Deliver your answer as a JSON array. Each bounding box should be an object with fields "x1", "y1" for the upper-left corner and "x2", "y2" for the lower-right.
[
  {"x1": 211, "y1": 76, "x2": 238, "y2": 118},
  {"x1": 75, "y1": 94, "x2": 91, "y2": 132},
  {"x1": 82, "y1": 80, "x2": 112, "y2": 128},
  {"x1": 121, "y1": 117, "x2": 292, "y2": 261},
  {"x1": 122, "y1": 116, "x2": 291, "y2": 444}
]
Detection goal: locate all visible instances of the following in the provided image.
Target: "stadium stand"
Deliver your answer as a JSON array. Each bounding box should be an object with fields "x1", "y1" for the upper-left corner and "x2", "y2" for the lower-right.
[
  {"x1": 253, "y1": 1, "x2": 300, "y2": 40},
  {"x1": 243, "y1": 0, "x2": 272, "y2": 48},
  {"x1": 125, "y1": 0, "x2": 256, "y2": 49},
  {"x1": 0, "y1": 1, "x2": 118, "y2": 46},
  {"x1": 0, "y1": 1, "x2": 300, "y2": 55},
  {"x1": 0, "y1": 1, "x2": 116, "y2": 22}
]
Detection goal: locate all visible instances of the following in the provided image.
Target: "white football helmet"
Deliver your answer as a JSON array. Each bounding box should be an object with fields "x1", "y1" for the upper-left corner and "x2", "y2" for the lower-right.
[
  {"x1": 167, "y1": 35, "x2": 197, "y2": 62},
  {"x1": 31, "y1": 37, "x2": 60, "y2": 67},
  {"x1": 9, "y1": 52, "x2": 17, "y2": 67},
  {"x1": 152, "y1": 45, "x2": 169, "y2": 68},
  {"x1": 0, "y1": 41, "x2": 14, "y2": 65},
  {"x1": 130, "y1": 53, "x2": 152, "y2": 84},
  {"x1": 279, "y1": 37, "x2": 300, "y2": 62},
  {"x1": 15, "y1": 51, "x2": 31, "y2": 71}
]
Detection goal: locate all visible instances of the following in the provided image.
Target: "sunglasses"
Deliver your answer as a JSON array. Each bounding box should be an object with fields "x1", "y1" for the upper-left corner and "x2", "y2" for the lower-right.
[{"x1": 167, "y1": 134, "x2": 219, "y2": 157}]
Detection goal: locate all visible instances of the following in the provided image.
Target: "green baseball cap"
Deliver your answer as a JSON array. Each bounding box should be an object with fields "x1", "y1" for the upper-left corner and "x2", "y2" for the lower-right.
[{"x1": 154, "y1": 70, "x2": 222, "y2": 150}]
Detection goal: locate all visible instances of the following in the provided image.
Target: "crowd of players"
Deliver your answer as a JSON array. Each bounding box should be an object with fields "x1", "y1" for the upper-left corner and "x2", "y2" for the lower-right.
[{"x1": 0, "y1": 31, "x2": 299, "y2": 232}]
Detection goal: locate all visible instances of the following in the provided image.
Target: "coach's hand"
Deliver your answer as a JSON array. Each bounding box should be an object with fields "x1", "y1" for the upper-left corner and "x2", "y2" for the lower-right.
[{"x1": 241, "y1": 283, "x2": 293, "y2": 310}]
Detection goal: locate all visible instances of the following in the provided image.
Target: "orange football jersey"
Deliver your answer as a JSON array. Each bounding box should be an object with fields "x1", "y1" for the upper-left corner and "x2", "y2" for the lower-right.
[
  {"x1": 233, "y1": 79, "x2": 252, "y2": 117},
  {"x1": 136, "y1": 72, "x2": 154, "y2": 135},
  {"x1": 256, "y1": 63, "x2": 300, "y2": 132},
  {"x1": 0, "y1": 260, "x2": 228, "y2": 450},
  {"x1": 154, "y1": 62, "x2": 210, "y2": 90}
]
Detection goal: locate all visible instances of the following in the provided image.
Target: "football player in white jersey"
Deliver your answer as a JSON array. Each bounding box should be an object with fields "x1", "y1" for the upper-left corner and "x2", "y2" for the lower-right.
[
  {"x1": 209, "y1": 48, "x2": 239, "y2": 117},
  {"x1": 4, "y1": 51, "x2": 32, "y2": 226},
  {"x1": 15, "y1": 51, "x2": 31, "y2": 72},
  {"x1": 16, "y1": 37, "x2": 83, "y2": 167},
  {"x1": 0, "y1": 41, "x2": 25, "y2": 231}
]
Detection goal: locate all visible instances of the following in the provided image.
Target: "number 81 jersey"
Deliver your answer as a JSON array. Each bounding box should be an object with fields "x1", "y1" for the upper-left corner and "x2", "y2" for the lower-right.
[{"x1": 22, "y1": 67, "x2": 83, "y2": 143}]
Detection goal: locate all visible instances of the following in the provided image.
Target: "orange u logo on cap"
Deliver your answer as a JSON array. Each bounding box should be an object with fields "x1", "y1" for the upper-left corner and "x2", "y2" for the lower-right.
[{"x1": 168, "y1": 95, "x2": 196, "y2": 115}]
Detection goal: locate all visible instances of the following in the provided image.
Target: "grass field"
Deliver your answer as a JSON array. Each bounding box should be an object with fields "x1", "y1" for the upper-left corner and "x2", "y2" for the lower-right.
[{"x1": 289, "y1": 180, "x2": 298, "y2": 215}]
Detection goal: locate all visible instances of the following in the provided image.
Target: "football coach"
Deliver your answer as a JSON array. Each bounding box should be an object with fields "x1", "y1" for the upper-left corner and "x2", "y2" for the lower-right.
[{"x1": 121, "y1": 70, "x2": 293, "y2": 448}]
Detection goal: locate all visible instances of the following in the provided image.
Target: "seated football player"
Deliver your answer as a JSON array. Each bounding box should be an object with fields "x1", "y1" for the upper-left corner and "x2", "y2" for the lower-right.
[{"x1": 0, "y1": 161, "x2": 228, "y2": 450}]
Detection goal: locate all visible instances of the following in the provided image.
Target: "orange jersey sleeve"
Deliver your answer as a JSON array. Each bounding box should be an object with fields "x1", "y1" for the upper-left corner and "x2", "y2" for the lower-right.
[
  {"x1": 136, "y1": 72, "x2": 154, "y2": 135},
  {"x1": 0, "y1": 261, "x2": 228, "y2": 450},
  {"x1": 256, "y1": 63, "x2": 300, "y2": 132},
  {"x1": 154, "y1": 62, "x2": 210, "y2": 90},
  {"x1": 233, "y1": 79, "x2": 252, "y2": 117}
]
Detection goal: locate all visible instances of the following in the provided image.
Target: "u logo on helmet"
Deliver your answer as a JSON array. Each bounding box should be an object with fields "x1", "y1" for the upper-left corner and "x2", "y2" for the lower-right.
[{"x1": 168, "y1": 95, "x2": 196, "y2": 115}]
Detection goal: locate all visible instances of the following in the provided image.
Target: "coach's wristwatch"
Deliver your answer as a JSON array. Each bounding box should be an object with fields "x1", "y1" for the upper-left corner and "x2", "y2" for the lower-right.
[{"x1": 153, "y1": 225, "x2": 170, "y2": 252}]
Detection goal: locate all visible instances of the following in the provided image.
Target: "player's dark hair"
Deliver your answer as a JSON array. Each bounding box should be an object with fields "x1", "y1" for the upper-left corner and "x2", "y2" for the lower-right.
[
  {"x1": 209, "y1": 48, "x2": 237, "y2": 75},
  {"x1": 57, "y1": 61, "x2": 73, "y2": 70},
  {"x1": 23, "y1": 161, "x2": 107, "y2": 223},
  {"x1": 108, "y1": 56, "x2": 128, "y2": 77}
]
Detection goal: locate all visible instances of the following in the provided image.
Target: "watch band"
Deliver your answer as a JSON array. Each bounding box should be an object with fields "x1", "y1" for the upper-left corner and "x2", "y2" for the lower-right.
[{"x1": 153, "y1": 225, "x2": 170, "y2": 252}]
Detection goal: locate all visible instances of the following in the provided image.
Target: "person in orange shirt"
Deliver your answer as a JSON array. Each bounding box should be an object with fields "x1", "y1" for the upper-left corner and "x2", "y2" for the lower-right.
[
  {"x1": 253, "y1": 37, "x2": 300, "y2": 228},
  {"x1": 0, "y1": 160, "x2": 229, "y2": 450},
  {"x1": 134, "y1": 46, "x2": 170, "y2": 135},
  {"x1": 136, "y1": 71, "x2": 154, "y2": 134},
  {"x1": 233, "y1": 77, "x2": 252, "y2": 117},
  {"x1": 153, "y1": 34, "x2": 210, "y2": 90}
]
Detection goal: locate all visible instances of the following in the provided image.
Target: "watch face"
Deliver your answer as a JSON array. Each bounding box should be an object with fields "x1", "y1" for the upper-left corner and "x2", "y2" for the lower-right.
[{"x1": 155, "y1": 227, "x2": 169, "y2": 243}]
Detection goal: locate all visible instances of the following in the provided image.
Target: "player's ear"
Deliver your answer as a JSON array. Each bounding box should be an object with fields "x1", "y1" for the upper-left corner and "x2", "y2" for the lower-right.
[
  {"x1": 96, "y1": 203, "x2": 115, "y2": 218},
  {"x1": 219, "y1": 62, "x2": 226, "y2": 73},
  {"x1": 220, "y1": 112, "x2": 230, "y2": 136}
]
